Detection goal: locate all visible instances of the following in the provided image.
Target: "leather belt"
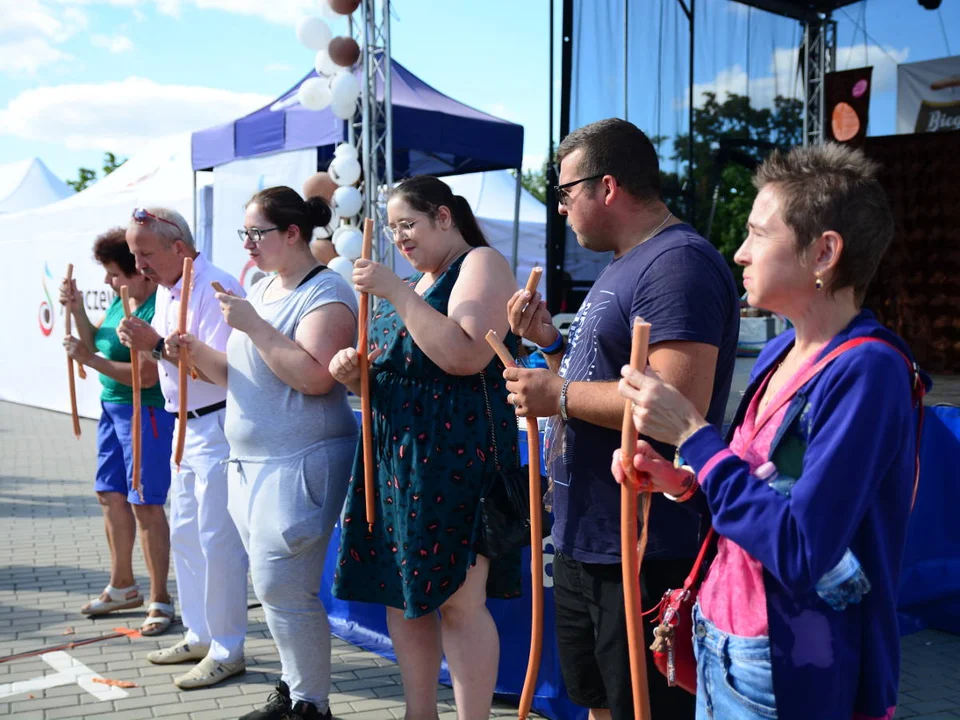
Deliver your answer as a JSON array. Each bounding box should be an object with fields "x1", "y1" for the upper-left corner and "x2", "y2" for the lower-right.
[{"x1": 173, "y1": 400, "x2": 226, "y2": 420}]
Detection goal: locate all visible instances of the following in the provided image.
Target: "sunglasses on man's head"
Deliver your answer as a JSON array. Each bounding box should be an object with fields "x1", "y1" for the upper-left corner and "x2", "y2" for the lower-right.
[{"x1": 132, "y1": 208, "x2": 183, "y2": 238}]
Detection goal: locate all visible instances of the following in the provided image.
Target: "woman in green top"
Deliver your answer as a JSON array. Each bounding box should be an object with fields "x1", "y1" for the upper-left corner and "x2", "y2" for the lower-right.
[{"x1": 60, "y1": 227, "x2": 177, "y2": 636}]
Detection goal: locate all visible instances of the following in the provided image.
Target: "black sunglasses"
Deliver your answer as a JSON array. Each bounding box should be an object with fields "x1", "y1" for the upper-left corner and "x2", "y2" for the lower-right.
[{"x1": 554, "y1": 173, "x2": 605, "y2": 205}]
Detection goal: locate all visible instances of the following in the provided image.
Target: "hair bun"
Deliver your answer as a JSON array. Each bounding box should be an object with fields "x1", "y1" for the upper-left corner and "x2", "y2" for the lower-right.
[{"x1": 305, "y1": 196, "x2": 333, "y2": 229}]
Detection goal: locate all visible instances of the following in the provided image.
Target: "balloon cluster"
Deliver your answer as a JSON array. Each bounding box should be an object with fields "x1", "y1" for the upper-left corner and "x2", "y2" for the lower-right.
[
  {"x1": 295, "y1": 0, "x2": 362, "y2": 120},
  {"x1": 297, "y1": 1, "x2": 365, "y2": 288}
]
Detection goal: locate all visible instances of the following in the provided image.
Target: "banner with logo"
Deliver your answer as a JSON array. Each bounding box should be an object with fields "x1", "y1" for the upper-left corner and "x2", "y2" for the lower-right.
[
  {"x1": 825, "y1": 67, "x2": 873, "y2": 147},
  {"x1": 897, "y1": 55, "x2": 960, "y2": 134}
]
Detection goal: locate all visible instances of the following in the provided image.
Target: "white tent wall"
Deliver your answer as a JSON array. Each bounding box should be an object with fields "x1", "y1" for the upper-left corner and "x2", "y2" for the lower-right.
[
  {"x1": 0, "y1": 158, "x2": 75, "y2": 214},
  {"x1": 0, "y1": 134, "x2": 196, "y2": 420},
  {"x1": 1, "y1": 136, "x2": 548, "y2": 421}
]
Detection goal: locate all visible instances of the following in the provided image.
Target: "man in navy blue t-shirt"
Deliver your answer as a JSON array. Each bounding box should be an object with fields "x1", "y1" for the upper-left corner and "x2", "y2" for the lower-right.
[{"x1": 505, "y1": 119, "x2": 739, "y2": 720}]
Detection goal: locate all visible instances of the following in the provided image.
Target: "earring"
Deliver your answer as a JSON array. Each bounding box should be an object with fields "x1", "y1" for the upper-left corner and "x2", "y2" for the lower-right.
[{"x1": 815, "y1": 275, "x2": 824, "y2": 291}]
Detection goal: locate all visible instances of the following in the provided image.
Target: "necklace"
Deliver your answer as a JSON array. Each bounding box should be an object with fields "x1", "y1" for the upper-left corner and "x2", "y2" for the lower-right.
[{"x1": 640, "y1": 211, "x2": 673, "y2": 246}]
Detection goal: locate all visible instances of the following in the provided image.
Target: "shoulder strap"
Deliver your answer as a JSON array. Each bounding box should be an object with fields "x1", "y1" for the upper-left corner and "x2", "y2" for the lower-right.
[
  {"x1": 684, "y1": 337, "x2": 925, "y2": 592},
  {"x1": 297, "y1": 264, "x2": 327, "y2": 288}
]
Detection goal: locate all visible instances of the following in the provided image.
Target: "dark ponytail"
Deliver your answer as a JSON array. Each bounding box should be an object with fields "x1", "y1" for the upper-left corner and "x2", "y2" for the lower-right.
[
  {"x1": 247, "y1": 186, "x2": 332, "y2": 242},
  {"x1": 388, "y1": 176, "x2": 489, "y2": 248}
]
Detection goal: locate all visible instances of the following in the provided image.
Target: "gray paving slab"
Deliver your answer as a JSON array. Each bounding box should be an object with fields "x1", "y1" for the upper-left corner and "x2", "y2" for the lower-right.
[
  {"x1": 0, "y1": 402, "x2": 531, "y2": 719},
  {"x1": 1, "y1": 399, "x2": 957, "y2": 720}
]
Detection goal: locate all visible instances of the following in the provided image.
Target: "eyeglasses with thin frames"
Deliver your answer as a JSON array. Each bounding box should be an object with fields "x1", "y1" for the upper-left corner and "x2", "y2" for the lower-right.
[
  {"x1": 554, "y1": 173, "x2": 604, "y2": 206},
  {"x1": 237, "y1": 227, "x2": 279, "y2": 244},
  {"x1": 382, "y1": 219, "x2": 419, "y2": 244},
  {"x1": 132, "y1": 208, "x2": 184, "y2": 239}
]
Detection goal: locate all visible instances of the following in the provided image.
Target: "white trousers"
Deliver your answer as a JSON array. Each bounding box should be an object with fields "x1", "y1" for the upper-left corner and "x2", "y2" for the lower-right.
[{"x1": 169, "y1": 409, "x2": 248, "y2": 662}]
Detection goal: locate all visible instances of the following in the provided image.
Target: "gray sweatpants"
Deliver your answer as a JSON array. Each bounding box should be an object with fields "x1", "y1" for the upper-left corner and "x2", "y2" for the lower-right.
[{"x1": 226, "y1": 434, "x2": 356, "y2": 709}]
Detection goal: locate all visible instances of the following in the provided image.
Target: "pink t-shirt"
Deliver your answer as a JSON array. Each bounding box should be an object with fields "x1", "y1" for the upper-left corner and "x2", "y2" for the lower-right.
[{"x1": 698, "y1": 355, "x2": 816, "y2": 637}]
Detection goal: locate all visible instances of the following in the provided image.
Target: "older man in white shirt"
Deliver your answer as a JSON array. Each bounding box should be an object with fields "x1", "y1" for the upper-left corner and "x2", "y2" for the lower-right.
[{"x1": 118, "y1": 207, "x2": 248, "y2": 690}]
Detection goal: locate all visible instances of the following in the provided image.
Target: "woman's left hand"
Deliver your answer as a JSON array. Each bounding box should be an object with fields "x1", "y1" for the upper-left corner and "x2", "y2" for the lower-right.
[
  {"x1": 62, "y1": 335, "x2": 92, "y2": 364},
  {"x1": 618, "y1": 366, "x2": 709, "y2": 448},
  {"x1": 352, "y1": 258, "x2": 404, "y2": 301},
  {"x1": 215, "y1": 291, "x2": 261, "y2": 334},
  {"x1": 611, "y1": 441, "x2": 693, "y2": 496}
]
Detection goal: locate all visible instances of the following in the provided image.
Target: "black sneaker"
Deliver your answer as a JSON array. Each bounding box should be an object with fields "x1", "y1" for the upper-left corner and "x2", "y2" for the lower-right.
[
  {"x1": 239, "y1": 680, "x2": 292, "y2": 720},
  {"x1": 289, "y1": 700, "x2": 332, "y2": 720}
]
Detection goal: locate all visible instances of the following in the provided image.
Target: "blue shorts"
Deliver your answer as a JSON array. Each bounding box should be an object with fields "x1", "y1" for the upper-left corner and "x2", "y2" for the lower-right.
[{"x1": 96, "y1": 401, "x2": 175, "y2": 506}]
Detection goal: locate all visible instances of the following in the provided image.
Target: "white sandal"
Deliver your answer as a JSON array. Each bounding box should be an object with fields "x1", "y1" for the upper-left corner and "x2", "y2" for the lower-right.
[
  {"x1": 80, "y1": 584, "x2": 144, "y2": 616},
  {"x1": 140, "y1": 601, "x2": 176, "y2": 637}
]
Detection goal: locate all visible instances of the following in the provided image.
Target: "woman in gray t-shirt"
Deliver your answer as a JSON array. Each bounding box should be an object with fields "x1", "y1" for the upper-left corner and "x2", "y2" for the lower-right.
[{"x1": 173, "y1": 186, "x2": 358, "y2": 720}]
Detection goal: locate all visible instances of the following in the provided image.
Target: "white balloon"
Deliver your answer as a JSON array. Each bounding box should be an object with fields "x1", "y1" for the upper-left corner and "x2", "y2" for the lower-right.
[
  {"x1": 334, "y1": 142, "x2": 359, "y2": 160},
  {"x1": 331, "y1": 96, "x2": 356, "y2": 120},
  {"x1": 296, "y1": 17, "x2": 332, "y2": 51},
  {"x1": 314, "y1": 49, "x2": 340, "y2": 78},
  {"x1": 312, "y1": 207, "x2": 339, "y2": 239},
  {"x1": 328, "y1": 255, "x2": 355, "y2": 286},
  {"x1": 332, "y1": 185, "x2": 363, "y2": 217},
  {"x1": 297, "y1": 77, "x2": 332, "y2": 111},
  {"x1": 333, "y1": 227, "x2": 364, "y2": 261},
  {"x1": 329, "y1": 155, "x2": 361, "y2": 186},
  {"x1": 330, "y1": 71, "x2": 360, "y2": 106}
]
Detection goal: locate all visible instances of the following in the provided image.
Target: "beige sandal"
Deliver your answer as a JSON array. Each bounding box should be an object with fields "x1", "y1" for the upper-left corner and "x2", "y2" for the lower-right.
[
  {"x1": 140, "y1": 601, "x2": 176, "y2": 636},
  {"x1": 80, "y1": 584, "x2": 144, "y2": 616}
]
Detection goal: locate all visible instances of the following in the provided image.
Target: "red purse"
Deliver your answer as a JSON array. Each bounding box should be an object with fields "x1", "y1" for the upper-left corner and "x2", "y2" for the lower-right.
[
  {"x1": 650, "y1": 527, "x2": 715, "y2": 694},
  {"x1": 649, "y1": 337, "x2": 925, "y2": 695}
]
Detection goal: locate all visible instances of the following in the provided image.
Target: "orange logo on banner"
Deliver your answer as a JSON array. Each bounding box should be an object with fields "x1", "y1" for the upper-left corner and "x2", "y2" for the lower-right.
[{"x1": 832, "y1": 102, "x2": 861, "y2": 142}]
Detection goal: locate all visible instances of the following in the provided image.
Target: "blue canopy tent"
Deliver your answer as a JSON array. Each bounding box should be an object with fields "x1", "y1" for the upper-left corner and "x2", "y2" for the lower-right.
[
  {"x1": 192, "y1": 55, "x2": 523, "y2": 175},
  {"x1": 190, "y1": 54, "x2": 525, "y2": 271}
]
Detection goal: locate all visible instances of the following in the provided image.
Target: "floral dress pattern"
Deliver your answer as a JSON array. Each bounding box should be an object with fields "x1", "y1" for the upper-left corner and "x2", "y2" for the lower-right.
[{"x1": 332, "y1": 253, "x2": 523, "y2": 618}]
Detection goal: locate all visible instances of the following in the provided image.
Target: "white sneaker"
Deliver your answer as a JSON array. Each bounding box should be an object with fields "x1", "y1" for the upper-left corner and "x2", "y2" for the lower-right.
[
  {"x1": 173, "y1": 655, "x2": 246, "y2": 690},
  {"x1": 146, "y1": 639, "x2": 211, "y2": 665}
]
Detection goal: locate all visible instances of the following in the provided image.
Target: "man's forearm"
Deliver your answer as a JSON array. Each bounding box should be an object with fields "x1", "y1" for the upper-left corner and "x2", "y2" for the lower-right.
[{"x1": 564, "y1": 380, "x2": 623, "y2": 430}]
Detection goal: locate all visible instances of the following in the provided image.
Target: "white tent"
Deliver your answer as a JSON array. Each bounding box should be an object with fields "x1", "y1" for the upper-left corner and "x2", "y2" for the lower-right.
[
  {"x1": 0, "y1": 158, "x2": 74, "y2": 214},
  {"x1": 0, "y1": 134, "x2": 195, "y2": 419},
  {"x1": 0, "y1": 134, "x2": 546, "y2": 421}
]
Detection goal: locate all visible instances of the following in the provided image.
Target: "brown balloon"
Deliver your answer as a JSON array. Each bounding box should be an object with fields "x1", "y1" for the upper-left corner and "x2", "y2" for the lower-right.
[
  {"x1": 310, "y1": 238, "x2": 339, "y2": 265},
  {"x1": 329, "y1": 37, "x2": 361, "y2": 68},
  {"x1": 302, "y1": 171, "x2": 338, "y2": 203},
  {"x1": 329, "y1": 0, "x2": 361, "y2": 15}
]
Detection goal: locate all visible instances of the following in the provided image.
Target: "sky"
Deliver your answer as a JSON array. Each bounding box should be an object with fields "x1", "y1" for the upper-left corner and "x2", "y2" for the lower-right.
[{"x1": 0, "y1": 0, "x2": 958, "y2": 187}]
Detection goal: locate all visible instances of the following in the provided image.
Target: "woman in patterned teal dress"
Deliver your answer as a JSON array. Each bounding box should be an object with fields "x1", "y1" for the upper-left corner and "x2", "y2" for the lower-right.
[{"x1": 329, "y1": 176, "x2": 522, "y2": 720}]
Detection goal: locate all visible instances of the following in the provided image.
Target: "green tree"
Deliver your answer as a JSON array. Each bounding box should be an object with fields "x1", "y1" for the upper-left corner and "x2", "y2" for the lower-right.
[
  {"x1": 102, "y1": 151, "x2": 125, "y2": 176},
  {"x1": 662, "y1": 92, "x2": 803, "y2": 284},
  {"x1": 66, "y1": 167, "x2": 97, "y2": 193},
  {"x1": 66, "y1": 151, "x2": 127, "y2": 192},
  {"x1": 514, "y1": 160, "x2": 548, "y2": 204}
]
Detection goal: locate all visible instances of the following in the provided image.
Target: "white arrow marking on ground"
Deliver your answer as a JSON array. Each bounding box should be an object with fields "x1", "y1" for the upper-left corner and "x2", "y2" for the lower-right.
[{"x1": 0, "y1": 651, "x2": 130, "y2": 701}]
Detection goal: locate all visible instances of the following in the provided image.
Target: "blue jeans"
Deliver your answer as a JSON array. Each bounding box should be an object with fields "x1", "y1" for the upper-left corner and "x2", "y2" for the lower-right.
[{"x1": 693, "y1": 604, "x2": 778, "y2": 719}]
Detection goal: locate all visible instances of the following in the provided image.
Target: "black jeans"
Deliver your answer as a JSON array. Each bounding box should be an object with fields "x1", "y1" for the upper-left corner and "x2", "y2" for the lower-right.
[{"x1": 553, "y1": 552, "x2": 697, "y2": 720}]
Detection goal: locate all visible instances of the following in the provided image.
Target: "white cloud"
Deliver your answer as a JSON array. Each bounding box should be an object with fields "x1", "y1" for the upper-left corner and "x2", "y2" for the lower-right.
[
  {"x1": 483, "y1": 102, "x2": 523, "y2": 124},
  {"x1": 0, "y1": 37, "x2": 72, "y2": 75},
  {"x1": 685, "y1": 43, "x2": 910, "y2": 110},
  {"x1": 522, "y1": 152, "x2": 545, "y2": 171},
  {"x1": 0, "y1": 76, "x2": 271, "y2": 154},
  {"x1": 91, "y1": 34, "x2": 134, "y2": 53}
]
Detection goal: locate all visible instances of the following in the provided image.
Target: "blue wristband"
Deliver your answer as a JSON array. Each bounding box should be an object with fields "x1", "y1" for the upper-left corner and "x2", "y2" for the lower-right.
[{"x1": 538, "y1": 332, "x2": 564, "y2": 355}]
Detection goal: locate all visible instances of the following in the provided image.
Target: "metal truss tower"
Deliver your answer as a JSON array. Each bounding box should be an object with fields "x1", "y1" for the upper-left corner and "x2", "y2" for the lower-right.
[
  {"x1": 802, "y1": 14, "x2": 837, "y2": 146},
  {"x1": 350, "y1": 0, "x2": 393, "y2": 265}
]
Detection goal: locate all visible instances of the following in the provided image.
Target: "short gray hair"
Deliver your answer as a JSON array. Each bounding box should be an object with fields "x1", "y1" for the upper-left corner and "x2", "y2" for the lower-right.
[{"x1": 129, "y1": 207, "x2": 195, "y2": 249}]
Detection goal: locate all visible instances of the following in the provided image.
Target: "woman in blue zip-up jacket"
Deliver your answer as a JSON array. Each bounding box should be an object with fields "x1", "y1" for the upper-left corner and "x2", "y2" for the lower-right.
[{"x1": 615, "y1": 143, "x2": 927, "y2": 720}]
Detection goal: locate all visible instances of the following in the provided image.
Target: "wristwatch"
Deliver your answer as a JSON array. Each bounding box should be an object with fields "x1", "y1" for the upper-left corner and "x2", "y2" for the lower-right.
[{"x1": 151, "y1": 338, "x2": 165, "y2": 362}]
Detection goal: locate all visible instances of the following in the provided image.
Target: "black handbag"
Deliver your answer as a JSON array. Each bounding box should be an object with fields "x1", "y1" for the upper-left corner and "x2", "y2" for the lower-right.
[{"x1": 477, "y1": 371, "x2": 550, "y2": 560}]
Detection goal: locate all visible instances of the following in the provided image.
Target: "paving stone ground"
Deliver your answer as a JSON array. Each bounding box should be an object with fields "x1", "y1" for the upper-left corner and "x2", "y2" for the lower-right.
[{"x1": 1, "y1": 399, "x2": 958, "y2": 720}]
